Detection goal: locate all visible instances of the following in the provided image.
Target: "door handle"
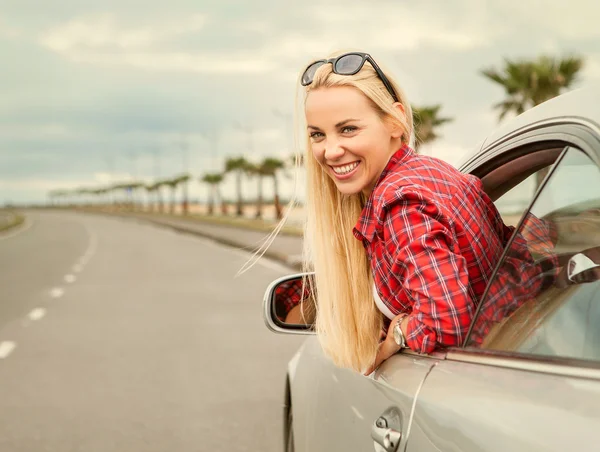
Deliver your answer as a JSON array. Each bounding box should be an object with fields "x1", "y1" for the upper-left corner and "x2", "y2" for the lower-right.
[{"x1": 371, "y1": 416, "x2": 401, "y2": 452}]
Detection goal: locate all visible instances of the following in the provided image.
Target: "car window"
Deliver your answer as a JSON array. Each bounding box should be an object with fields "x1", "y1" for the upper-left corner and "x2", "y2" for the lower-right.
[
  {"x1": 466, "y1": 147, "x2": 600, "y2": 363},
  {"x1": 494, "y1": 167, "x2": 551, "y2": 227}
]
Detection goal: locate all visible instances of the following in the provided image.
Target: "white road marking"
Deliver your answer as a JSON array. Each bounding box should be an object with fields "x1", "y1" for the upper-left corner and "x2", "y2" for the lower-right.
[
  {"x1": 64, "y1": 274, "x2": 76, "y2": 283},
  {"x1": 50, "y1": 288, "x2": 64, "y2": 298},
  {"x1": 0, "y1": 341, "x2": 16, "y2": 359},
  {"x1": 0, "y1": 217, "x2": 33, "y2": 241},
  {"x1": 79, "y1": 227, "x2": 98, "y2": 266},
  {"x1": 28, "y1": 308, "x2": 46, "y2": 321}
]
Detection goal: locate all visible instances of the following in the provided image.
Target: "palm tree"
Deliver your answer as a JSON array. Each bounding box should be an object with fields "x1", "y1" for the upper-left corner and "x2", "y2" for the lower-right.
[
  {"x1": 246, "y1": 162, "x2": 269, "y2": 219},
  {"x1": 261, "y1": 157, "x2": 286, "y2": 220},
  {"x1": 111, "y1": 183, "x2": 128, "y2": 209},
  {"x1": 225, "y1": 156, "x2": 250, "y2": 217},
  {"x1": 92, "y1": 188, "x2": 109, "y2": 207},
  {"x1": 148, "y1": 181, "x2": 166, "y2": 213},
  {"x1": 201, "y1": 173, "x2": 224, "y2": 215},
  {"x1": 128, "y1": 182, "x2": 145, "y2": 211},
  {"x1": 481, "y1": 54, "x2": 584, "y2": 120},
  {"x1": 145, "y1": 183, "x2": 160, "y2": 213},
  {"x1": 290, "y1": 153, "x2": 305, "y2": 166},
  {"x1": 412, "y1": 105, "x2": 453, "y2": 153},
  {"x1": 173, "y1": 173, "x2": 192, "y2": 215},
  {"x1": 162, "y1": 178, "x2": 181, "y2": 214}
]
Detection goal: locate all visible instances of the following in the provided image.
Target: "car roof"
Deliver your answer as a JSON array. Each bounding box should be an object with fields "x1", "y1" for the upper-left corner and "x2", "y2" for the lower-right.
[{"x1": 457, "y1": 84, "x2": 600, "y2": 169}]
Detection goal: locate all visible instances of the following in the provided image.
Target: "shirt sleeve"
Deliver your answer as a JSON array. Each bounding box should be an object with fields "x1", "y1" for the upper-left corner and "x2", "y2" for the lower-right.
[{"x1": 382, "y1": 191, "x2": 476, "y2": 354}]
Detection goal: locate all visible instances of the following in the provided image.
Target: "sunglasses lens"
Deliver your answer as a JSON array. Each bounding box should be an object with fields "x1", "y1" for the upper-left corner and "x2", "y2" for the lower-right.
[
  {"x1": 302, "y1": 61, "x2": 325, "y2": 86},
  {"x1": 334, "y1": 54, "x2": 363, "y2": 74}
]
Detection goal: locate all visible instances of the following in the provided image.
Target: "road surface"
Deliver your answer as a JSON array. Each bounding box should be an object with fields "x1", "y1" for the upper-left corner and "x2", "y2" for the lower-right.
[{"x1": 0, "y1": 210, "x2": 304, "y2": 451}]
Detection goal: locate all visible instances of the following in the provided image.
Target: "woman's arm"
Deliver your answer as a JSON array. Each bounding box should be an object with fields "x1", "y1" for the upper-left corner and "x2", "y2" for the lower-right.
[{"x1": 381, "y1": 194, "x2": 475, "y2": 354}]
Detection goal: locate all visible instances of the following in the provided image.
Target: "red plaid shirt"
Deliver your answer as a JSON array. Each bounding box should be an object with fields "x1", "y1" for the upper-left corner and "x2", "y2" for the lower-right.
[
  {"x1": 353, "y1": 145, "x2": 559, "y2": 354},
  {"x1": 274, "y1": 279, "x2": 307, "y2": 321}
]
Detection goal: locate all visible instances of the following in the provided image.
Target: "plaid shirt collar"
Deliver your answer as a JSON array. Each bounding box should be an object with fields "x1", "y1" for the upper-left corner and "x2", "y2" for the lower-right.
[{"x1": 353, "y1": 144, "x2": 415, "y2": 243}]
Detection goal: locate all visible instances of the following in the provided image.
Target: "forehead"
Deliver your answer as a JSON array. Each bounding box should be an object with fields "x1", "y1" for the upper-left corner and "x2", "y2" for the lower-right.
[{"x1": 305, "y1": 86, "x2": 375, "y2": 124}]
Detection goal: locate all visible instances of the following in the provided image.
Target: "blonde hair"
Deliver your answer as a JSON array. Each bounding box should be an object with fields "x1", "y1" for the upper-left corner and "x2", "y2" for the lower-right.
[
  {"x1": 300, "y1": 50, "x2": 413, "y2": 371},
  {"x1": 238, "y1": 50, "x2": 413, "y2": 372}
]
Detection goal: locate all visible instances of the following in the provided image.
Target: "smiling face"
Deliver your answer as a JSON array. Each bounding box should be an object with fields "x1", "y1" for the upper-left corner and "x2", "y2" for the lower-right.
[{"x1": 305, "y1": 86, "x2": 404, "y2": 196}]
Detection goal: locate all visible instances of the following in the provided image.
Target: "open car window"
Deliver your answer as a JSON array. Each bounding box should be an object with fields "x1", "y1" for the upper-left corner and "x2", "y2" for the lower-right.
[
  {"x1": 478, "y1": 147, "x2": 563, "y2": 228},
  {"x1": 466, "y1": 147, "x2": 600, "y2": 363}
]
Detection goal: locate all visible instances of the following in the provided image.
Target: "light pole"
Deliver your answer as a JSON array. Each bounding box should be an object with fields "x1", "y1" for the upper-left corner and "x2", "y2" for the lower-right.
[{"x1": 272, "y1": 108, "x2": 294, "y2": 155}]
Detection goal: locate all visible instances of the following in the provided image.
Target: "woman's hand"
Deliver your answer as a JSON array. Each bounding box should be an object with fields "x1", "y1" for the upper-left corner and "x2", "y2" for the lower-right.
[{"x1": 364, "y1": 314, "x2": 409, "y2": 376}]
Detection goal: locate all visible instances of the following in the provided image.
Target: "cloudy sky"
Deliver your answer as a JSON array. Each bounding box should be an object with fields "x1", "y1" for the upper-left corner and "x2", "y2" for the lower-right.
[{"x1": 1, "y1": 0, "x2": 599, "y2": 205}]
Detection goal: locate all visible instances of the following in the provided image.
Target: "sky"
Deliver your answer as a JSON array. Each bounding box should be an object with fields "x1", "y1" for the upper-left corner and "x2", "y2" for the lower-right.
[{"x1": 1, "y1": 0, "x2": 599, "y2": 205}]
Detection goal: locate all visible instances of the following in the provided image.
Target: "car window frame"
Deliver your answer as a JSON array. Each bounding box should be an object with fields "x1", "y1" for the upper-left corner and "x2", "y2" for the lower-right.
[
  {"x1": 463, "y1": 144, "x2": 572, "y2": 345},
  {"x1": 445, "y1": 121, "x2": 600, "y2": 378}
]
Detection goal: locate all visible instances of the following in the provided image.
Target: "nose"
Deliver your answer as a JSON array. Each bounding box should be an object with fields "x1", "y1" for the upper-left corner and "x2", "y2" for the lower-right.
[{"x1": 323, "y1": 139, "x2": 345, "y2": 162}]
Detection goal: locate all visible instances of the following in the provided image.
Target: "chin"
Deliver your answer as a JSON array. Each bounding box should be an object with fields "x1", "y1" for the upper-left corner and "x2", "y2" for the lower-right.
[{"x1": 333, "y1": 181, "x2": 364, "y2": 196}]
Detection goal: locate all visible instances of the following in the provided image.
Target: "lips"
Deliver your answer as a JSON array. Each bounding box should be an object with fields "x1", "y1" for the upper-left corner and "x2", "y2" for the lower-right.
[{"x1": 329, "y1": 161, "x2": 361, "y2": 180}]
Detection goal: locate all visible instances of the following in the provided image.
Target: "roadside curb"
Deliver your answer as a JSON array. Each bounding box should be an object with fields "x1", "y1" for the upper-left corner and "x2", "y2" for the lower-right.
[
  {"x1": 77, "y1": 209, "x2": 304, "y2": 272},
  {"x1": 140, "y1": 215, "x2": 303, "y2": 271}
]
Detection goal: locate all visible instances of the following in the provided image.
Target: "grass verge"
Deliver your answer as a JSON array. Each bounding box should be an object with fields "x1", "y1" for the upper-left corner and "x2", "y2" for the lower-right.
[{"x1": 0, "y1": 212, "x2": 25, "y2": 233}]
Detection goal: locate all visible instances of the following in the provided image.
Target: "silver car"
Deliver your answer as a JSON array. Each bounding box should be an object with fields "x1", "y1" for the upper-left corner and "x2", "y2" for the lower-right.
[{"x1": 263, "y1": 85, "x2": 600, "y2": 452}]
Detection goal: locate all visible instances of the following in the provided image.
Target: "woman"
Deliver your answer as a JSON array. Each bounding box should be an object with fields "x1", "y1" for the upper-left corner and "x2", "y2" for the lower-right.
[{"x1": 295, "y1": 50, "x2": 524, "y2": 375}]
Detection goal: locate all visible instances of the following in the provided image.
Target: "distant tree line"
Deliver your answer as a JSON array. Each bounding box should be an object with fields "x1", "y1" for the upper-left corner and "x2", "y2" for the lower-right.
[{"x1": 48, "y1": 54, "x2": 584, "y2": 219}]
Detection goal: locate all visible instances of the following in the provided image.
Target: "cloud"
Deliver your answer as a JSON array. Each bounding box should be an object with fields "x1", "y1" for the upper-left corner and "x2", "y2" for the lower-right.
[
  {"x1": 2, "y1": 0, "x2": 600, "y2": 204},
  {"x1": 38, "y1": 13, "x2": 280, "y2": 75},
  {"x1": 40, "y1": 13, "x2": 206, "y2": 52}
]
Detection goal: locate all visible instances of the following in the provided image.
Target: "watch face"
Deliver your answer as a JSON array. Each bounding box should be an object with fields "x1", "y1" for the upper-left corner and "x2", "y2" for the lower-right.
[{"x1": 393, "y1": 324, "x2": 402, "y2": 346}]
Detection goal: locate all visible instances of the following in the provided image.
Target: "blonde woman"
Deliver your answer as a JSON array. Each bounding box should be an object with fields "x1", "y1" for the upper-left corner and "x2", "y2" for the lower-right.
[{"x1": 295, "y1": 50, "x2": 526, "y2": 375}]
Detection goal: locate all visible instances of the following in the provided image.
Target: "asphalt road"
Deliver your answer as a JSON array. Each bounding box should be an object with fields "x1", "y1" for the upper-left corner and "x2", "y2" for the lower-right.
[{"x1": 0, "y1": 210, "x2": 304, "y2": 452}]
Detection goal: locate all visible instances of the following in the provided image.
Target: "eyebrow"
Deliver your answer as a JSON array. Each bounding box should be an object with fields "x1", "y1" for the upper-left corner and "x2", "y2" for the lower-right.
[{"x1": 307, "y1": 119, "x2": 360, "y2": 130}]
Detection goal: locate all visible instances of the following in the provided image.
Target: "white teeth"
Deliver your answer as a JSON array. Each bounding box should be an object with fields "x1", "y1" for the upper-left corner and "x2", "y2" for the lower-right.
[{"x1": 332, "y1": 162, "x2": 359, "y2": 175}]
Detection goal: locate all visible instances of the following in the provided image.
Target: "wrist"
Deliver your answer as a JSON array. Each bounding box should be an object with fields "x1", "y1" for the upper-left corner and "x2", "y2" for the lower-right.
[{"x1": 391, "y1": 313, "x2": 409, "y2": 348}]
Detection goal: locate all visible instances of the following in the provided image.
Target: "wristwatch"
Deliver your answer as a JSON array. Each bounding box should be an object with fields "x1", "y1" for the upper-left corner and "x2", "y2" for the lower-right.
[{"x1": 393, "y1": 315, "x2": 408, "y2": 348}]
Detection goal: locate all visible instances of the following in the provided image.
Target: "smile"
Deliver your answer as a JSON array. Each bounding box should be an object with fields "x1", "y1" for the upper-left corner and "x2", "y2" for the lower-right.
[{"x1": 331, "y1": 161, "x2": 360, "y2": 175}]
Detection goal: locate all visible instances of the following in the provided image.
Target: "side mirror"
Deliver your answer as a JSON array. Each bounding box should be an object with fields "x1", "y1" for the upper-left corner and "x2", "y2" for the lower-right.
[{"x1": 263, "y1": 272, "x2": 316, "y2": 334}]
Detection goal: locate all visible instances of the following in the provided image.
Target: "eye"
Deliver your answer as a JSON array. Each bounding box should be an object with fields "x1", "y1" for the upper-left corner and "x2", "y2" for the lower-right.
[
  {"x1": 309, "y1": 131, "x2": 324, "y2": 140},
  {"x1": 341, "y1": 126, "x2": 357, "y2": 133}
]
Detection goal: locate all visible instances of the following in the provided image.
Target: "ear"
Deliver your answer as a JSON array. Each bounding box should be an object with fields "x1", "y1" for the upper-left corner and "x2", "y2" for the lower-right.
[{"x1": 387, "y1": 102, "x2": 406, "y2": 139}]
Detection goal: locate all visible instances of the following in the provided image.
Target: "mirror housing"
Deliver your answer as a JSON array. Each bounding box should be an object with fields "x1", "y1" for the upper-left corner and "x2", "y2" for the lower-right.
[{"x1": 263, "y1": 272, "x2": 316, "y2": 335}]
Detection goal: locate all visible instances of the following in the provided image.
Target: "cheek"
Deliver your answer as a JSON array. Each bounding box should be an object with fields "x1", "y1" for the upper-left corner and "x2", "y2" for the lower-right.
[{"x1": 311, "y1": 143, "x2": 325, "y2": 163}]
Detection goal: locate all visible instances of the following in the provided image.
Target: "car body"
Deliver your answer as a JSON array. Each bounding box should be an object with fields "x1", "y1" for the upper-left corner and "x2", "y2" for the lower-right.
[{"x1": 263, "y1": 85, "x2": 600, "y2": 452}]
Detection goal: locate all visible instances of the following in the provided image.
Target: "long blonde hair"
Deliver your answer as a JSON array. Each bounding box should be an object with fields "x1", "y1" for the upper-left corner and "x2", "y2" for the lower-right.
[{"x1": 300, "y1": 50, "x2": 413, "y2": 371}]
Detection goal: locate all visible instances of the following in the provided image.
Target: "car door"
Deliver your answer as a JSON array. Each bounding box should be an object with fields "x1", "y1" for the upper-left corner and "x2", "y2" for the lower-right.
[
  {"x1": 290, "y1": 133, "x2": 566, "y2": 452},
  {"x1": 290, "y1": 335, "x2": 439, "y2": 452},
  {"x1": 406, "y1": 131, "x2": 600, "y2": 451}
]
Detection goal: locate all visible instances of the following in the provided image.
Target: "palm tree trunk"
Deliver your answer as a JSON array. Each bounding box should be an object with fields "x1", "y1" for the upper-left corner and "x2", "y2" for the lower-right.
[
  {"x1": 273, "y1": 175, "x2": 282, "y2": 220},
  {"x1": 182, "y1": 181, "x2": 189, "y2": 215},
  {"x1": 236, "y1": 172, "x2": 243, "y2": 217},
  {"x1": 218, "y1": 185, "x2": 227, "y2": 215},
  {"x1": 157, "y1": 188, "x2": 163, "y2": 213},
  {"x1": 170, "y1": 187, "x2": 176, "y2": 214},
  {"x1": 256, "y1": 176, "x2": 263, "y2": 219},
  {"x1": 207, "y1": 184, "x2": 214, "y2": 215}
]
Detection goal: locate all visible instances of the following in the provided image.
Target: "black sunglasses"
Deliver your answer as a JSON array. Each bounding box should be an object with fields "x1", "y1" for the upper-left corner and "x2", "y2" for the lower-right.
[{"x1": 301, "y1": 52, "x2": 399, "y2": 103}]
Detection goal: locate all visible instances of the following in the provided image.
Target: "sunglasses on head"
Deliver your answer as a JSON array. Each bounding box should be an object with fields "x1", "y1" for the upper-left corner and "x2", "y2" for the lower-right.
[{"x1": 301, "y1": 52, "x2": 399, "y2": 103}]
